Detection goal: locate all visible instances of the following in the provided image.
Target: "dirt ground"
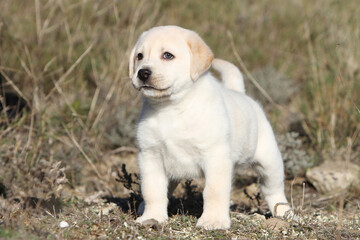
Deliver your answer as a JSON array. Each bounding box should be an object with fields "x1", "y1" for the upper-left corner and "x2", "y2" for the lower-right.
[{"x1": 1, "y1": 153, "x2": 359, "y2": 239}]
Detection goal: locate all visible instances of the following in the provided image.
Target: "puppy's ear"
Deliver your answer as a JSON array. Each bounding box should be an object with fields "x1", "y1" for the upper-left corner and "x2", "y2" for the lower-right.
[
  {"x1": 186, "y1": 32, "x2": 214, "y2": 81},
  {"x1": 128, "y1": 46, "x2": 136, "y2": 78}
]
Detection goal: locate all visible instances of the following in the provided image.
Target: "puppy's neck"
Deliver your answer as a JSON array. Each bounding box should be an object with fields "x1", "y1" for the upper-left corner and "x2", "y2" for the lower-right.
[{"x1": 142, "y1": 72, "x2": 212, "y2": 110}]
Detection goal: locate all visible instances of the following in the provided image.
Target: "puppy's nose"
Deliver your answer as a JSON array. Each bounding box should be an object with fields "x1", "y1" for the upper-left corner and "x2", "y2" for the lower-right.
[{"x1": 138, "y1": 68, "x2": 152, "y2": 82}]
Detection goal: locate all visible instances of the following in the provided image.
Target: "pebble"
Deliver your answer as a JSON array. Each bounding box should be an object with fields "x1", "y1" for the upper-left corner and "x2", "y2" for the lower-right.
[
  {"x1": 306, "y1": 161, "x2": 359, "y2": 194},
  {"x1": 59, "y1": 221, "x2": 69, "y2": 228},
  {"x1": 100, "y1": 202, "x2": 117, "y2": 216},
  {"x1": 262, "y1": 218, "x2": 290, "y2": 231}
]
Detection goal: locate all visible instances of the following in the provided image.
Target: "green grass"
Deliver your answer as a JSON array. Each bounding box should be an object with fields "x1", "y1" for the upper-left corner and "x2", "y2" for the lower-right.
[
  {"x1": 0, "y1": 227, "x2": 14, "y2": 238},
  {"x1": 0, "y1": 0, "x2": 359, "y2": 239}
]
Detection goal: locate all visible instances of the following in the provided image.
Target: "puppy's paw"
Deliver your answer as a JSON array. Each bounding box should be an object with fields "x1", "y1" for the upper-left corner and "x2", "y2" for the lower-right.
[
  {"x1": 196, "y1": 214, "x2": 230, "y2": 230},
  {"x1": 274, "y1": 204, "x2": 300, "y2": 222},
  {"x1": 135, "y1": 218, "x2": 162, "y2": 230},
  {"x1": 274, "y1": 203, "x2": 291, "y2": 217},
  {"x1": 136, "y1": 214, "x2": 167, "y2": 225}
]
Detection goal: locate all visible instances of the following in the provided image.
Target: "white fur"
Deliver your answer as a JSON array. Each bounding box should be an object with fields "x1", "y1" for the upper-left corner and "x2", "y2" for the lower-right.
[
  {"x1": 129, "y1": 26, "x2": 291, "y2": 230},
  {"x1": 212, "y1": 58, "x2": 245, "y2": 93}
]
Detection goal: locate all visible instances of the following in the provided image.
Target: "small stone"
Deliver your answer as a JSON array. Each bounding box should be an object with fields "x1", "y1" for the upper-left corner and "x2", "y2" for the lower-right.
[
  {"x1": 59, "y1": 221, "x2": 69, "y2": 228},
  {"x1": 233, "y1": 212, "x2": 249, "y2": 219},
  {"x1": 306, "y1": 161, "x2": 359, "y2": 194},
  {"x1": 100, "y1": 202, "x2": 117, "y2": 216},
  {"x1": 250, "y1": 213, "x2": 266, "y2": 222},
  {"x1": 263, "y1": 218, "x2": 290, "y2": 231},
  {"x1": 232, "y1": 183, "x2": 261, "y2": 210}
]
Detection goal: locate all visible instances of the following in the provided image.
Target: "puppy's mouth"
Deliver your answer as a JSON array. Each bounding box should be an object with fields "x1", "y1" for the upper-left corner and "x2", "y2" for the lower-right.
[
  {"x1": 136, "y1": 84, "x2": 172, "y2": 98},
  {"x1": 139, "y1": 85, "x2": 170, "y2": 92}
]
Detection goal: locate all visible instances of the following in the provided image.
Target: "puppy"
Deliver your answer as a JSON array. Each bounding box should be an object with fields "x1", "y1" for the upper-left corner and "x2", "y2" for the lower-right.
[{"x1": 129, "y1": 25, "x2": 291, "y2": 230}]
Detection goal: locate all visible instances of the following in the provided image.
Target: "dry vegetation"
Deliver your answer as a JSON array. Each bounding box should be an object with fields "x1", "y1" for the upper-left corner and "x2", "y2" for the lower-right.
[{"x1": 0, "y1": 0, "x2": 359, "y2": 239}]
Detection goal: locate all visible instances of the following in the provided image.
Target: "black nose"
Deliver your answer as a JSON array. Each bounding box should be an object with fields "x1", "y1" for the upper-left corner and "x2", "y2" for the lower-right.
[{"x1": 138, "y1": 68, "x2": 152, "y2": 82}]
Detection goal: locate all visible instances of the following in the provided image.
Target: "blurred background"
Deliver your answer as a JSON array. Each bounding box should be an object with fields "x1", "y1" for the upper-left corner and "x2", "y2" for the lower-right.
[{"x1": 0, "y1": 0, "x2": 359, "y2": 238}]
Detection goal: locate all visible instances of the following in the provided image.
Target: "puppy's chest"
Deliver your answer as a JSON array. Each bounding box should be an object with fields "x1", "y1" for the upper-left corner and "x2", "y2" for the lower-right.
[
  {"x1": 159, "y1": 136, "x2": 202, "y2": 179},
  {"x1": 157, "y1": 121, "x2": 200, "y2": 156},
  {"x1": 143, "y1": 115, "x2": 203, "y2": 178}
]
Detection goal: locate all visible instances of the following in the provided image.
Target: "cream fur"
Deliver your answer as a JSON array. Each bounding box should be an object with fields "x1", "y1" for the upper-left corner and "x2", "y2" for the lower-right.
[{"x1": 129, "y1": 25, "x2": 291, "y2": 230}]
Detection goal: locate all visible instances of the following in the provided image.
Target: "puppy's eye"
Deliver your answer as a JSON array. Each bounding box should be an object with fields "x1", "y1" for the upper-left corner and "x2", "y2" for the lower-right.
[
  {"x1": 163, "y1": 52, "x2": 174, "y2": 60},
  {"x1": 137, "y1": 53, "x2": 143, "y2": 60}
]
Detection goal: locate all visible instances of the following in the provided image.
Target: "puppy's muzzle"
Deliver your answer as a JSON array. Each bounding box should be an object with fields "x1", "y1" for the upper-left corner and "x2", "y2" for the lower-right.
[{"x1": 138, "y1": 68, "x2": 152, "y2": 82}]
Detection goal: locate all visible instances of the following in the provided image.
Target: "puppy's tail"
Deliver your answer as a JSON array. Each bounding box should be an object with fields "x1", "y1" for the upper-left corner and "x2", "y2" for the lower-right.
[{"x1": 212, "y1": 58, "x2": 245, "y2": 93}]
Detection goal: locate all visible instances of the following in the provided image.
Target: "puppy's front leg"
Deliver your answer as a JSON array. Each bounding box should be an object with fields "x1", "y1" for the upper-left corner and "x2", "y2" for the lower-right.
[
  {"x1": 196, "y1": 146, "x2": 232, "y2": 230},
  {"x1": 136, "y1": 151, "x2": 169, "y2": 224}
]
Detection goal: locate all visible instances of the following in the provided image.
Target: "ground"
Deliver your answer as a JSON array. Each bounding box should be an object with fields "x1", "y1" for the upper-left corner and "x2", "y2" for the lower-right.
[{"x1": 1, "y1": 154, "x2": 359, "y2": 239}]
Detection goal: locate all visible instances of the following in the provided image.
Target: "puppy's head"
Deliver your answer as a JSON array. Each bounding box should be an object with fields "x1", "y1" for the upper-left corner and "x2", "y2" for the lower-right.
[{"x1": 129, "y1": 26, "x2": 213, "y2": 99}]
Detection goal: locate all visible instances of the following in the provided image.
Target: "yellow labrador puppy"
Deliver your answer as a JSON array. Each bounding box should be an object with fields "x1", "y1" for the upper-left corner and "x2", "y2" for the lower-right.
[{"x1": 129, "y1": 25, "x2": 291, "y2": 230}]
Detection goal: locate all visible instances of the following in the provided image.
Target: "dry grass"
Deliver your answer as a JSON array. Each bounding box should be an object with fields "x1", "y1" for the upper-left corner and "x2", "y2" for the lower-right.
[{"x1": 0, "y1": 0, "x2": 359, "y2": 239}]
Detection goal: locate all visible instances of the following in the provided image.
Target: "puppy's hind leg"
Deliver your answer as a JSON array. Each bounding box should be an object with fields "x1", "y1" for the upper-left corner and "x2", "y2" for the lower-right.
[{"x1": 254, "y1": 122, "x2": 291, "y2": 217}]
